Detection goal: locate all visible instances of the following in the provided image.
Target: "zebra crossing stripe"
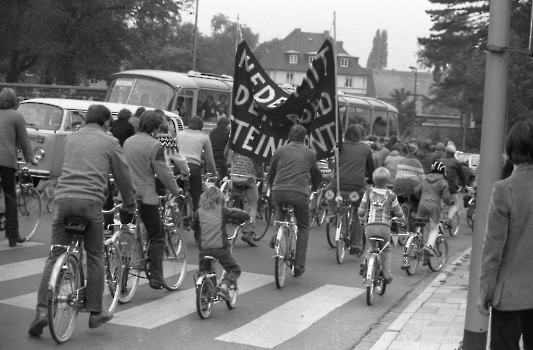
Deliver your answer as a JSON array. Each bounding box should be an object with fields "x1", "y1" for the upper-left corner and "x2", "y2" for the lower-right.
[
  {"x1": 216, "y1": 284, "x2": 364, "y2": 348},
  {"x1": 0, "y1": 241, "x2": 44, "y2": 252},
  {"x1": 0, "y1": 257, "x2": 47, "y2": 283},
  {"x1": 0, "y1": 264, "x2": 199, "y2": 310},
  {"x1": 110, "y1": 271, "x2": 273, "y2": 329}
]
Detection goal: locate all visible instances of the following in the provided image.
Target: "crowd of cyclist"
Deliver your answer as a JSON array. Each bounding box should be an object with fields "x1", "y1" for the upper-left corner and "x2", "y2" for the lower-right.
[{"x1": 19, "y1": 97, "x2": 468, "y2": 337}]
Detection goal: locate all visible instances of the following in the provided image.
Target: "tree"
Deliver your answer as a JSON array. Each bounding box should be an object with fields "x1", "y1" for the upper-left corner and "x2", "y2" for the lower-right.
[
  {"x1": 366, "y1": 29, "x2": 388, "y2": 69},
  {"x1": 390, "y1": 88, "x2": 414, "y2": 135}
]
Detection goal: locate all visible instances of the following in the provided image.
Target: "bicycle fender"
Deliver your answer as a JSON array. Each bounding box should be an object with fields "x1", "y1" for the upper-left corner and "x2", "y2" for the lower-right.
[
  {"x1": 48, "y1": 252, "x2": 71, "y2": 290},
  {"x1": 335, "y1": 220, "x2": 342, "y2": 241},
  {"x1": 365, "y1": 255, "x2": 376, "y2": 287},
  {"x1": 195, "y1": 274, "x2": 206, "y2": 287}
]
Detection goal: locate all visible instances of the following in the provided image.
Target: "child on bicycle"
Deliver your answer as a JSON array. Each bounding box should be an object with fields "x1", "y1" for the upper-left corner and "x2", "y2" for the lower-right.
[
  {"x1": 358, "y1": 167, "x2": 405, "y2": 284},
  {"x1": 414, "y1": 161, "x2": 451, "y2": 256},
  {"x1": 192, "y1": 186, "x2": 250, "y2": 301}
]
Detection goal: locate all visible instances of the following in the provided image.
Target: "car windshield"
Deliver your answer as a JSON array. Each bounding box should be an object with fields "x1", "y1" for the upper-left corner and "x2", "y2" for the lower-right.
[{"x1": 18, "y1": 103, "x2": 64, "y2": 131}]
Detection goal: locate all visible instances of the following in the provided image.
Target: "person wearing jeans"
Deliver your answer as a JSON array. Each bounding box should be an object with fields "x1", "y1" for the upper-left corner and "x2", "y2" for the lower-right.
[
  {"x1": 267, "y1": 125, "x2": 322, "y2": 277},
  {"x1": 29, "y1": 104, "x2": 136, "y2": 336}
]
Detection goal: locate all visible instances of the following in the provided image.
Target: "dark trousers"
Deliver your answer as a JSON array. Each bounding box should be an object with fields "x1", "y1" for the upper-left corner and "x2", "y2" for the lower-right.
[
  {"x1": 491, "y1": 308, "x2": 533, "y2": 350},
  {"x1": 121, "y1": 203, "x2": 165, "y2": 281},
  {"x1": 0, "y1": 165, "x2": 18, "y2": 239},
  {"x1": 198, "y1": 247, "x2": 241, "y2": 287},
  {"x1": 272, "y1": 190, "x2": 310, "y2": 270},
  {"x1": 187, "y1": 163, "x2": 202, "y2": 213}
]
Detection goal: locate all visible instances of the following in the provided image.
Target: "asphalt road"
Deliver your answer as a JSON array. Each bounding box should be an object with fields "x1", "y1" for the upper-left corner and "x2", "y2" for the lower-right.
[{"x1": 0, "y1": 195, "x2": 474, "y2": 350}]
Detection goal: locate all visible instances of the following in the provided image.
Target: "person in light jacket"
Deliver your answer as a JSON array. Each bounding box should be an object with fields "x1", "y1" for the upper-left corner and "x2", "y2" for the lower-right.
[{"x1": 477, "y1": 119, "x2": 533, "y2": 350}]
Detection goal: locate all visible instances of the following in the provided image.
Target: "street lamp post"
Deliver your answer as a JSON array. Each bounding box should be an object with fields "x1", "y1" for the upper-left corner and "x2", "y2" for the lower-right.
[{"x1": 409, "y1": 66, "x2": 418, "y2": 137}]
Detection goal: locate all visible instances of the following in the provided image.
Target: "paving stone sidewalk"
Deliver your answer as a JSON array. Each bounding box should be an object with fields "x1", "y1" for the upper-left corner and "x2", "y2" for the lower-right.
[{"x1": 370, "y1": 248, "x2": 472, "y2": 350}]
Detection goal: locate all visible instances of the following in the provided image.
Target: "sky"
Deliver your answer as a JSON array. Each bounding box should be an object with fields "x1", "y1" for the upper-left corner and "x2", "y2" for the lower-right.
[{"x1": 182, "y1": 0, "x2": 440, "y2": 72}]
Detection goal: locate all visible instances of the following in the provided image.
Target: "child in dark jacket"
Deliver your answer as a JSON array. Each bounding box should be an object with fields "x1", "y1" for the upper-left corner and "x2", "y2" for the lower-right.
[
  {"x1": 192, "y1": 186, "x2": 250, "y2": 301},
  {"x1": 414, "y1": 161, "x2": 451, "y2": 257}
]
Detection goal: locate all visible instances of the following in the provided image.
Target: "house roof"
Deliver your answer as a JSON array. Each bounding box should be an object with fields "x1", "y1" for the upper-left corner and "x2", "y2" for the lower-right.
[
  {"x1": 371, "y1": 68, "x2": 433, "y2": 100},
  {"x1": 259, "y1": 28, "x2": 368, "y2": 76}
]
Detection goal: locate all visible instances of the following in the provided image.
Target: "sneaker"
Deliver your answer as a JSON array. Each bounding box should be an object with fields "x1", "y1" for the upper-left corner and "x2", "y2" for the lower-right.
[
  {"x1": 349, "y1": 246, "x2": 361, "y2": 255},
  {"x1": 28, "y1": 313, "x2": 48, "y2": 336},
  {"x1": 384, "y1": 277, "x2": 393, "y2": 284},
  {"x1": 241, "y1": 233, "x2": 258, "y2": 247},
  {"x1": 443, "y1": 218, "x2": 453, "y2": 228},
  {"x1": 88, "y1": 311, "x2": 113, "y2": 329},
  {"x1": 217, "y1": 286, "x2": 231, "y2": 302},
  {"x1": 293, "y1": 266, "x2": 305, "y2": 277},
  {"x1": 421, "y1": 245, "x2": 435, "y2": 257},
  {"x1": 401, "y1": 257, "x2": 410, "y2": 270},
  {"x1": 269, "y1": 234, "x2": 276, "y2": 249}
]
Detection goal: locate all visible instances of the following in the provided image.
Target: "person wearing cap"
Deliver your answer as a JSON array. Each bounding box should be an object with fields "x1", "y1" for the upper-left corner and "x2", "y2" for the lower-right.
[
  {"x1": 439, "y1": 143, "x2": 466, "y2": 227},
  {"x1": 209, "y1": 116, "x2": 230, "y2": 180}
]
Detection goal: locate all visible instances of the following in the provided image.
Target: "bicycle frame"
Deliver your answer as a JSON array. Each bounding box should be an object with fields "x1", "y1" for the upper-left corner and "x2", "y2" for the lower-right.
[{"x1": 365, "y1": 240, "x2": 389, "y2": 286}]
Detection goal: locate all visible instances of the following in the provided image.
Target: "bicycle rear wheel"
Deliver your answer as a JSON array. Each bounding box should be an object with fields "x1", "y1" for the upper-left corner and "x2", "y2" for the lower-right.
[
  {"x1": 336, "y1": 218, "x2": 345, "y2": 264},
  {"x1": 226, "y1": 281, "x2": 238, "y2": 309},
  {"x1": 254, "y1": 194, "x2": 272, "y2": 241},
  {"x1": 18, "y1": 186, "x2": 42, "y2": 241},
  {"x1": 275, "y1": 226, "x2": 288, "y2": 288},
  {"x1": 118, "y1": 231, "x2": 141, "y2": 304},
  {"x1": 398, "y1": 205, "x2": 410, "y2": 246},
  {"x1": 48, "y1": 253, "x2": 80, "y2": 344},
  {"x1": 102, "y1": 241, "x2": 122, "y2": 314},
  {"x1": 447, "y1": 212, "x2": 460, "y2": 237},
  {"x1": 317, "y1": 203, "x2": 329, "y2": 226},
  {"x1": 428, "y1": 235, "x2": 448, "y2": 272},
  {"x1": 404, "y1": 236, "x2": 420, "y2": 275},
  {"x1": 163, "y1": 227, "x2": 188, "y2": 291},
  {"x1": 366, "y1": 255, "x2": 377, "y2": 305},
  {"x1": 326, "y1": 216, "x2": 336, "y2": 248},
  {"x1": 376, "y1": 270, "x2": 386, "y2": 296},
  {"x1": 196, "y1": 277, "x2": 215, "y2": 319}
]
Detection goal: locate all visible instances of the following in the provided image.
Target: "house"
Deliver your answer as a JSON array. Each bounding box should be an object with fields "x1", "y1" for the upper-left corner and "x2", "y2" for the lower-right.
[{"x1": 259, "y1": 29, "x2": 373, "y2": 96}]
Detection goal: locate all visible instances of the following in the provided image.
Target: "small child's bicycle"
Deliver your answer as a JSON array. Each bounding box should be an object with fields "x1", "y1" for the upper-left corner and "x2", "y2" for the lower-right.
[{"x1": 194, "y1": 220, "x2": 248, "y2": 319}]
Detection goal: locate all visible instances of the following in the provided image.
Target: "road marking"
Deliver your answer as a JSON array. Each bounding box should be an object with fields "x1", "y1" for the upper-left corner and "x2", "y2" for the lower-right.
[
  {"x1": 110, "y1": 271, "x2": 273, "y2": 329},
  {"x1": 216, "y1": 284, "x2": 364, "y2": 349},
  {"x1": 0, "y1": 241, "x2": 44, "y2": 252},
  {"x1": 0, "y1": 264, "x2": 199, "y2": 310},
  {"x1": 0, "y1": 257, "x2": 48, "y2": 283}
]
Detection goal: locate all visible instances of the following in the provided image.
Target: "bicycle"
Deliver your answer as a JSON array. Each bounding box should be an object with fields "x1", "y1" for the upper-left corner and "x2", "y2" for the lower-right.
[
  {"x1": 0, "y1": 161, "x2": 43, "y2": 241},
  {"x1": 401, "y1": 217, "x2": 449, "y2": 275},
  {"x1": 309, "y1": 182, "x2": 329, "y2": 226},
  {"x1": 440, "y1": 200, "x2": 460, "y2": 237},
  {"x1": 174, "y1": 173, "x2": 194, "y2": 232},
  {"x1": 362, "y1": 235, "x2": 390, "y2": 306},
  {"x1": 325, "y1": 190, "x2": 363, "y2": 262},
  {"x1": 194, "y1": 220, "x2": 248, "y2": 319},
  {"x1": 117, "y1": 194, "x2": 188, "y2": 303},
  {"x1": 220, "y1": 176, "x2": 272, "y2": 241},
  {"x1": 396, "y1": 195, "x2": 416, "y2": 246},
  {"x1": 272, "y1": 204, "x2": 298, "y2": 288},
  {"x1": 464, "y1": 186, "x2": 476, "y2": 231},
  {"x1": 46, "y1": 205, "x2": 123, "y2": 343}
]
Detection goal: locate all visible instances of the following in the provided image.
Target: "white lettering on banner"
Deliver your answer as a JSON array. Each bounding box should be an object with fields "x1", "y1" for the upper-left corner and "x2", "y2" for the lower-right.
[
  {"x1": 309, "y1": 121, "x2": 336, "y2": 152},
  {"x1": 251, "y1": 72, "x2": 266, "y2": 85},
  {"x1": 247, "y1": 99, "x2": 259, "y2": 116},
  {"x1": 235, "y1": 85, "x2": 250, "y2": 105},
  {"x1": 318, "y1": 92, "x2": 333, "y2": 115},
  {"x1": 286, "y1": 114, "x2": 301, "y2": 124},
  {"x1": 254, "y1": 134, "x2": 267, "y2": 155},
  {"x1": 238, "y1": 50, "x2": 255, "y2": 71},
  {"x1": 232, "y1": 118, "x2": 249, "y2": 143},
  {"x1": 262, "y1": 137, "x2": 287, "y2": 158},
  {"x1": 267, "y1": 97, "x2": 287, "y2": 109},
  {"x1": 243, "y1": 126, "x2": 260, "y2": 151},
  {"x1": 254, "y1": 85, "x2": 276, "y2": 104}
]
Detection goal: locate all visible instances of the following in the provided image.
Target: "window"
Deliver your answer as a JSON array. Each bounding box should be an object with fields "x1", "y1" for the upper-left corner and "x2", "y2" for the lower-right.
[
  {"x1": 309, "y1": 56, "x2": 314, "y2": 65},
  {"x1": 286, "y1": 73, "x2": 294, "y2": 85},
  {"x1": 289, "y1": 54, "x2": 298, "y2": 64},
  {"x1": 344, "y1": 77, "x2": 353, "y2": 87},
  {"x1": 340, "y1": 58, "x2": 349, "y2": 67}
]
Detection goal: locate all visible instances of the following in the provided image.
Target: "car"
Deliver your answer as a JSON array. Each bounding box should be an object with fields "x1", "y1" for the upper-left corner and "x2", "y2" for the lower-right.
[
  {"x1": 18, "y1": 98, "x2": 184, "y2": 184},
  {"x1": 455, "y1": 151, "x2": 480, "y2": 187}
]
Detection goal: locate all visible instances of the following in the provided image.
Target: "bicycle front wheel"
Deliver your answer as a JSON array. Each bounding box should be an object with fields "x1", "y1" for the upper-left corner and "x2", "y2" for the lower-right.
[
  {"x1": 275, "y1": 226, "x2": 289, "y2": 288},
  {"x1": 18, "y1": 186, "x2": 42, "y2": 241},
  {"x1": 48, "y1": 253, "x2": 80, "y2": 344},
  {"x1": 118, "y1": 231, "x2": 141, "y2": 304},
  {"x1": 163, "y1": 227, "x2": 188, "y2": 291},
  {"x1": 366, "y1": 255, "x2": 377, "y2": 305},
  {"x1": 336, "y1": 218, "x2": 345, "y2": 264},
  {"x1": 404, "y1": 236, "x2": 420, "y2": 276},
  {"x1": 226, "y1": 281, "x2": 238, "y2": 309},
  {"x1": 447, "y1": 212, "x2": 460, "y2": 237},
  {"x1": 326, "y1": 216, "x2": 336, "y2": 248},
  {"x1": 196, "y1": 277, "x2": 215, "y2": 319},
  {"x1": 428, "y1": 236, "x2": 449, "y2": 272},
  {"x1": 102, "y1": 241, "x2": 122, "y2": 314},
  {"x1": 254, "y1": 195, "x2": 272, "y2": 241}
]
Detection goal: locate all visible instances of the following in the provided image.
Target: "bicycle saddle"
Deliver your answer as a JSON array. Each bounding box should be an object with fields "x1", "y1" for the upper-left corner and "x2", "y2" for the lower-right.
[{"x1": 64, "y1": 216, "x2": 90, "y2": 234}]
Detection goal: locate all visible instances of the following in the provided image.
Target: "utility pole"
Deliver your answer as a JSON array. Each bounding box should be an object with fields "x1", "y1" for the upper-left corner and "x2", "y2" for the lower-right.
[
  {"x1": 409, "y1": 66, "x2": 417, "y2": 137},
  {"x1": 462, "y1": 0, "x2": 511, "y2": 349},
  {"x1": 192, "y1": 0, "x2": 199, "y2": 71}
]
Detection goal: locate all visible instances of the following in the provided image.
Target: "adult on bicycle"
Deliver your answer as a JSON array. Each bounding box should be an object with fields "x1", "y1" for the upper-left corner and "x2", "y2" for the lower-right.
[
  {"x1": 0, "y1": 88, "x2": 37, "y2": 247},
  {"x1": 122, "y1": 110, "x2": 182, "y2": 290},
  {"x1": 393, "y1": 143, "x2": 425, "y2": 218},
  {"x1": 28, "y1": 104, "x2": 136, "y2": 336},
  {"x1": 226, "y1": 149, "x2": 264, "y2": 247},
  {"x1": 267, "y1": 125, "x2": 322, "y2": 277},
  {"x1": 324, "y1": 124, "x2": 375, "y2": 255},
  {"x1": 439, "y1": 143, "x2": 465, "y2": 228}
]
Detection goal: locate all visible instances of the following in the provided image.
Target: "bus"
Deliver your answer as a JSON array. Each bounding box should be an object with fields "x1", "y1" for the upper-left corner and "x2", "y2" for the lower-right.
[{"x1": 104, "y1": 69, "x2": 399, "y2": 138}]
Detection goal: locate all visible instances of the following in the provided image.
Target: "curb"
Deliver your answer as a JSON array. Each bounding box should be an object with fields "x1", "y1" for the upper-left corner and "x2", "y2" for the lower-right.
[{"x1": 369, "y1": 247, "x2": 472, "y2": 350}]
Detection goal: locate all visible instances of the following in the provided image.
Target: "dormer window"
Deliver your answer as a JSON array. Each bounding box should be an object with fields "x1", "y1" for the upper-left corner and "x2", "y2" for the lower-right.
[
  {"x1": 289, "y1": 54, "x2": 298, "y2": 64},
  {"x1": 340, "y1": 58, "x2": 349, "y2": 67}
]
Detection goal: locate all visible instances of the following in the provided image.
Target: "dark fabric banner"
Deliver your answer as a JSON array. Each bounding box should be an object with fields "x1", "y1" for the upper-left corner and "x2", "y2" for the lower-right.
[{"x1": 229, "y1": 38, "x2": 337, "y2": 163}]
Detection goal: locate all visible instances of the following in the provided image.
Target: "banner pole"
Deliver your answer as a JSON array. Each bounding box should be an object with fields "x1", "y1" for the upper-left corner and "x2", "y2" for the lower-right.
[{"x1": 333, "y1": 12, "x2": 340, "y2": 196}]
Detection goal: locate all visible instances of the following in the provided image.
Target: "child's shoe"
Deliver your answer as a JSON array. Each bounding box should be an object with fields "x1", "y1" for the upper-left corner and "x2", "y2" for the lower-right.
[
  {"x1": 217, "y1": 285, "x2": 231, "y2": 302},
  {"x1": 420, "y1": 245, "x2": 435, "y2": 257}
]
